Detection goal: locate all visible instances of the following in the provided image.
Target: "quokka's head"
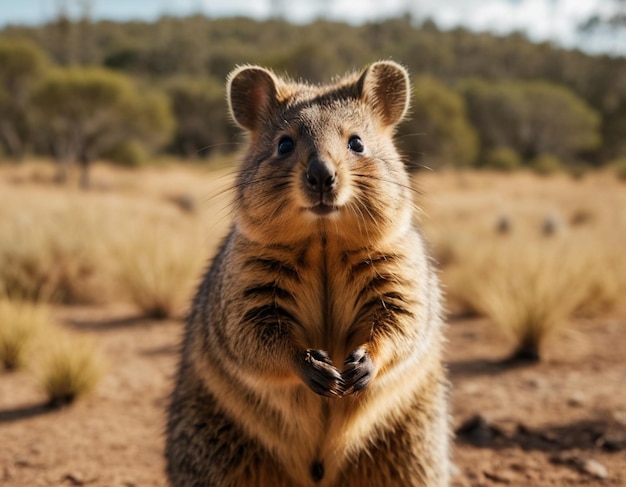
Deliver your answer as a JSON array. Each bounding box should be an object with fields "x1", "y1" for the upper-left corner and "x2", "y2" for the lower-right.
[{"x1": 227, "y1": 61, "x2": 413, "y2": 247}]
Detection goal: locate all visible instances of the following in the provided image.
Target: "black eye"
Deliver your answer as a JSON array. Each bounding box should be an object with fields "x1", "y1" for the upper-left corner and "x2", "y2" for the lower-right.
[
  {"x1": 278, "y1": 136, "x2": 294, "y2": 155},
  {"x1": 348, "y1": 135, "x2": 364, "y2": 153}
]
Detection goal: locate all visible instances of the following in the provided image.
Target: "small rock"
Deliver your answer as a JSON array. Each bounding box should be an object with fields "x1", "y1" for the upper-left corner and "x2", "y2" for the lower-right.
[
  {"x1": 567, "y1": 394, "x2": 584, "y2": 408},
  {"x1": 64, "y1": 472, "x2": 86, "y2": 485},
  {"x1": 167, "y1": 193, "x2": 197, "y2": 214},
  {"x1": 580, "y1": 459, "x2": 608, "y2": 480},
  {"x1": 483, "y1": 470, "x2": 512, "y2": 483},
  {"x1": 551, "y1": 454, "x2": 609, "y2": 480},
  {"x1": 524, "y1": 377, "x2": 543, "y2": 389},
  {"x1": 456, "y1": 414, "x2": 503, "y2": 446},
  {"x1": 541, "y1": 213, "x2": 562, "y2": 236},
  {"x1": 569, "y1": 209, "x2": 594, "y2": 226},
  {"x1": 596, "y1": 431, "x2": 626, "y2": 452},
  {"x1": 14, "y1": 457, "x2": 30, "y2": 467},
  {"x1": 509, "y1": 463, "x2": 528, "y2": 473},
  {"x1": 495, "y1": 215, "x2": 512, "y2": 234}
]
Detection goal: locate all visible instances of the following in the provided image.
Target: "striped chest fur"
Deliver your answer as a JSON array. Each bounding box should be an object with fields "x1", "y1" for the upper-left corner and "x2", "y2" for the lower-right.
[{"x1": 192, "y1": 228, "x2": 439, "y2": 486}]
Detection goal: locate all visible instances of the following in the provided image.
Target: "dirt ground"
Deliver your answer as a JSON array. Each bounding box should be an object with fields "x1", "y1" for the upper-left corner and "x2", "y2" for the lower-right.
[{"x1": 1, "y1": 303, "x2": 624, "y2": 487}]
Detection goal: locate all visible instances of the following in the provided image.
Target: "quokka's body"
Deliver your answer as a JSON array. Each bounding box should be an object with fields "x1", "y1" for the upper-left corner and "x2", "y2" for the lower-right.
[{"x1": 166, "y1": 61, "x2": 450, "y2": 487}]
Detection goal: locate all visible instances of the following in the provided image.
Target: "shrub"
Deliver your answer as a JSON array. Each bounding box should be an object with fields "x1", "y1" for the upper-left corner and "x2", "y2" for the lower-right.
[
  {"x1": 568, "y1": 161, "x2": 592, "y2": 180},
  {"x1": 38, "y1": 335, "x2": 102, "y2": 407},
  {"x1": 103, "y1": 140, "x2": 149, "y2": 167},
  {"x1": 461, "y1": 78, "x2": 601, "y2": 163},
  {"x1": 0, "y1": 298, "x2": 103, "y2": 407},
  {"x1": 574, "y1": 239, "x2": 626, "y2": 317},
  {"x1": 445, "y1": 239, "x2": 590, "y2": 361},
  {"x1": 114, "y1": 223, "x2": 204, "y2": 319},
  {"x1": 531, "y1": 153, "x2": 562, "y2": 175},
  {"x1": 30, "y1": 67, "x2": 174, "y2": 187},
  {"x1": 482, "y1": 147, "x2": 521, "y2": 172},
  {"x1": 0, "y1": 299, "x2": 48, "y2": 371},
  {"x1": 0, "y1": 202, "x2": 109, "y2": 304},
  {"x1": 398, "y1": 75, "x2": 478, "y2": 169}
]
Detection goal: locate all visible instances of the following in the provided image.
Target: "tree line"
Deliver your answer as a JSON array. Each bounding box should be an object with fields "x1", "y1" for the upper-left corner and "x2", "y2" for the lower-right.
[{"x1": 1, "y1": 14, "x2": 625, "y2": 183}]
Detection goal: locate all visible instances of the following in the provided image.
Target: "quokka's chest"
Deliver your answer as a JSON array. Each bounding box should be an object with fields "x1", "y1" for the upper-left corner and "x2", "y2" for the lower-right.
[{"x1": 233, "y1": 237, "x2": 416, "y2": 360}]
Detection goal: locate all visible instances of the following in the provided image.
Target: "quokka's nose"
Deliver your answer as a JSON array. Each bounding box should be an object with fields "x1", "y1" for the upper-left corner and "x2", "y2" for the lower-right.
[{"x1": 306, "y1": 159, "x2": 337, "y2": 193}]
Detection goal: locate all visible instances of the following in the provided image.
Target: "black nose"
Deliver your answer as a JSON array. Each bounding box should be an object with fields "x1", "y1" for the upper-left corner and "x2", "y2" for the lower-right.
[{"x1": 306, "y1": 159, "x2": 337, "y2": 193}]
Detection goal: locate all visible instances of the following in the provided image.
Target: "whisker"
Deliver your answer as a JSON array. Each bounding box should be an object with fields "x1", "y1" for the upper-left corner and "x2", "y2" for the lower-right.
[
  {"x1": 348, "y1": 199, "x2": 372, "y2": 247},
  {"x1": 359, "y1": 195, "x2": 381, "y2": 225},
  {"x1": 352, "y1": 172, "x2": 424, "y2": 217},
  {"x1": 205, "y1": 174, "x2": 293, "y2": 202},
  {"x1": 353, "y1": 173, "x2": 422, "y2": 197},
  {"x1": 395, "y1": 132, "x2": 428, "y2": 139},
  {"x1": 194, "y1": 142, "x2": 242, "y2": 155}
]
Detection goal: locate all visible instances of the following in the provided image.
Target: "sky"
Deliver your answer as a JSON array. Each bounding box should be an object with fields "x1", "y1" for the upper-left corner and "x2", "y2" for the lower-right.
[{"x1": 0, "y1": 0, "x2": 623, "y2": 54}]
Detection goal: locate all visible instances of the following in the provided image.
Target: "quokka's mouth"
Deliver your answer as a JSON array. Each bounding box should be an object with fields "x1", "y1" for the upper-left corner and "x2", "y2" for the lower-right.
[{"x1": 308, "y1": 203, "x2": 339, "y2": 216}]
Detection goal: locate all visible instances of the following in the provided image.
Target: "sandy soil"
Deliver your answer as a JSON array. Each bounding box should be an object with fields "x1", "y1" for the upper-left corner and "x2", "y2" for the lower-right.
[{"x1": 1, "y1": 305, "x2": 624, "y2": 486}]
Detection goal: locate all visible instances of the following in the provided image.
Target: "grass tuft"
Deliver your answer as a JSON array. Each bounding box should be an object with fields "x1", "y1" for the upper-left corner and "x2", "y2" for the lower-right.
[
  {"x1": 0, "y1": 194, "x2": 111, "y2": 304},
  {"x1": 114, "y1": 223, "x2": 205, "y2": 319},
  {"x1": 38, "y1": 335, "x2": 103, "y2": 408},
  {"x1": 0, "y1": 299, "x2": 49, "y2": 371},
  {"x1": 446, "y1": 240, "x2": 589, "y2": 360}
]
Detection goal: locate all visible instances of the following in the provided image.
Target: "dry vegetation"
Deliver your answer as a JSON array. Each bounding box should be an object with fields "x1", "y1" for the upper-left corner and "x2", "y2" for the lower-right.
[
  {"x1": 0, "y1": 161, "x2": 234, "y2": 408},
  {"x1": 0, "y1": 161, "x2": 233, "y2": 316},
  {"x1": 0, "y1": 299, "x2": 48, "y2": 371},
  {"x1": 36, "y1": 334, "x2": 103, "y2": 408},
  {"x1": 0, "y1": 297, "x2": 104, "y2": 406},
  {"x1": 417, "y1": 169, "x2": 626, "y2": 359},
  {"x1": 2, "y1": 161, "x2": 624, "y2": 363}
]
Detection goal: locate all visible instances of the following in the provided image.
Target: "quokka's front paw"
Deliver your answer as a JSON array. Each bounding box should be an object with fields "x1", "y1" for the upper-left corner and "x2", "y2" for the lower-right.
[
  {"x1": 342, "y1": 347, "x2": 374, "y2": 396},
  {"x1": 297, "y1": 349, "x2": 344, "y2": 397}
]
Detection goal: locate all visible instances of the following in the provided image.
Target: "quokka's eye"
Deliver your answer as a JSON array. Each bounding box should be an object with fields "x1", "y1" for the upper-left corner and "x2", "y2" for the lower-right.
[
  {"x1": 278, "y1": 136, "x2": 295, "y2": 155},
  {"x1": 348, "y1": 135, "x2": 364, "y2": 153}
]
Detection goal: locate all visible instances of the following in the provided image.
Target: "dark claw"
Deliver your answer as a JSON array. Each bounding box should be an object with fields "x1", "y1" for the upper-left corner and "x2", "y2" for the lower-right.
[
  {"x1": 342, "y1": 347, "x2": 374, "y2": 396},
  {"x1": 297, "y1": 349, "x2": 344, "y2": 397}
]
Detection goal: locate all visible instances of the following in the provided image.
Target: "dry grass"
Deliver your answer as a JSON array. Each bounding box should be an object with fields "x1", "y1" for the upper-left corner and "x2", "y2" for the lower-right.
[
  {"x1": 0, "y1": 299, "x2": 50, "y2": 370},
  {"x1": 0, "y1": 297, "x2": 104, "y2": 406},
  {"x1": 417, "y1": 169, "x2": 626, "y2": 359},
  {"x1": 0, "y1": 187, "x2": 118, "y2": 303},
  {"x1": 445, "y1": 239, "x2": 591, "y2": 359},
  {"x1": 0, "y1": 161, "x2": 233, "y2": 315},
  {"x1": 0, "y1": 160, "x2": 240, "y2": 404},
  {"x1": 113, "y1": 220, "x2": 206, "y2": 319},
  {"x1": 37, "y1": 334, "x2": 103, "y2": 407},
  {"x1": 0, "y1": 210, "x2": 107, "y2": 304},
  {"x1": 2, "y1": 161, "x2": 624, "y2": 362}
]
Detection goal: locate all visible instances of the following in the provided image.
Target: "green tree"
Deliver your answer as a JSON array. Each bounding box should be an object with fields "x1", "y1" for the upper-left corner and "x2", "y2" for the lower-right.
[
  {"x1": 461, "y1": 79, "x2": 601, "y2": 163},
  {"x1": 0, "y1": 39, "x2": 49, "y2": 158},
  {"x1": 483, "y1": 146, "x2": 522, "y2": 171},
  {"x1": 3, "y1": 14, "x2": 626, "y2": 163},
  {"x1": 399, "y1": 75, "x2": 478, "y2": 169},
  {"x1": 30, "y1": 67, "x2": 174, "y2": 186},
  {"x1": 165, "y1": 77, "x2": 235, "y2": 158},
  {"x1": 268, "y1": 40, "x2": 344, "y2": 84}
]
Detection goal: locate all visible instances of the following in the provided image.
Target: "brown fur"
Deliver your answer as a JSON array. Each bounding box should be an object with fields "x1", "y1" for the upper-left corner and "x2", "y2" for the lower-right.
[{"x1": 166, "y1": 61, "x2": 450, "y2": 487}]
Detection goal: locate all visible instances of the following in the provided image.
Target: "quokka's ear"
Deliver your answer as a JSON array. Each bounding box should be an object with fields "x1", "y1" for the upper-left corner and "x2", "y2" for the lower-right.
[
  {"x1": 227, "y1": 65, "x2": 280, "y2": 131},
  {"x1": 357, "y1": 61, "x2": 410, "y2": 127}
]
